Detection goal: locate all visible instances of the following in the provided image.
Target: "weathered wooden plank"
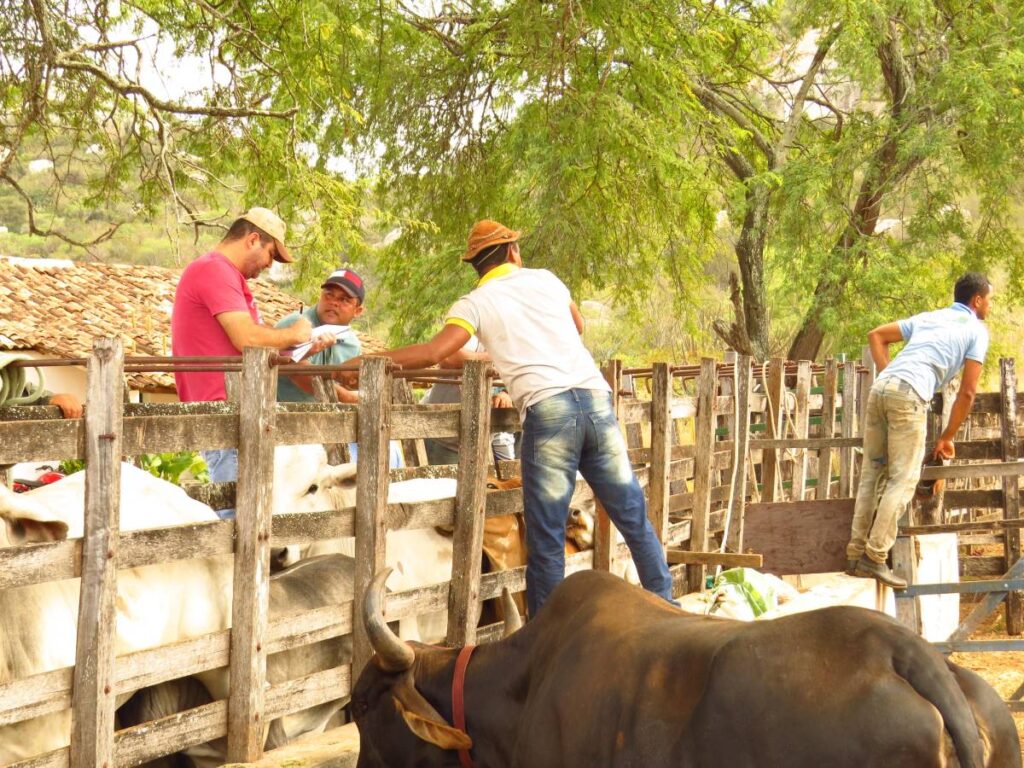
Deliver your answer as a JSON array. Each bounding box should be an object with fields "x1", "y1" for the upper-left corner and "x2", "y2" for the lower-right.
[
  {"x1": 892, "y1": 534, "x2": 921, "y2": 633},
  {"x1": 963, "y1": 556, "x2": 1010, "y2": 578},
  {"x1": 352, "y1": 357, "x2": 392, "y2": 676},
  {"x1": 724, "y1": 355, "x2": 752, "y2": 554},
  {"x1": 973, "y1": 391, "x2": 1024, "y2": 414},
  {"x1": 226, "y1": 347, "x2": 278, "y2": 763},
  {"x1": 839, "y1": 360, "x2": 858, "y2": 497},
  {"x1": 648, "y1": 362, "x2": 672, "y2": 543},
  {"x1": 392, "y1": 378, "x2": 428, "y2": 468},
  {"x1": 1000, "y1": 358, "x2": 1023, "y2": 633},
  {"x1": 688, "y1": 359, "x2": 717, "y2": 593},
  {"x1": 750, "y1": 436, "x2": 862, "y2": 450},
  {"x1": 902, "y1": 518, "x2": 1024, "y2": 536},
  {"x1": 790, "y1": 361, "x2": 812, "y2": 502},
  {"x1": 312, "y1": 376, "x2": 351, "y2": 464},
  {"x1": 70, "y1": 339, "x2": 124, "y2": 768},
  {"x1": 816, "y1": 359, "x2": 839, "y2": 500},
  {"x1": 759, "y1": 359, "x2": 785, "y2": 503},
  {"x1": 446, "y1": 360, "x2": 491, "y2": 646},
  {"x1": 744, "y1": 498, "x2": 856, "y2": 575},
  {"x1": 944, "y1": 488, "x2": 1004, "y2": 509},
  {"x1": 919, "y1": 461, "x2": 1024, "y2": 481},
  {"x1": 667, "y1": 550, "x2": 763, "y2": 568}
]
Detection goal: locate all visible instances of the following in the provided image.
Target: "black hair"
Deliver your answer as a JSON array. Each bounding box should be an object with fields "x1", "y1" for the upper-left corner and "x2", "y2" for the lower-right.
[
  {"x1": 224, "y1": 218, "x2": 273, "y2": 246},
  {"x1": 953, "y1": 272, "x2": 991, "y2": 305},
  {"x1": 469, "y1": 242, "x2": 511, "y2": 276}
]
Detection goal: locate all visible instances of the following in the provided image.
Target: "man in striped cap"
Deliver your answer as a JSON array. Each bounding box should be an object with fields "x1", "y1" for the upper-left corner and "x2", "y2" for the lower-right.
[{"x1": 365, "y1": 220, "x2": 674, "y2": 616}]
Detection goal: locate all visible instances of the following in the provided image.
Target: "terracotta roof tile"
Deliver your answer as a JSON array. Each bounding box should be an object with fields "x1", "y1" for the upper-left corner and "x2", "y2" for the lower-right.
[{"x1": 0, "y1": 256, "x2": 386, "y2": 392}]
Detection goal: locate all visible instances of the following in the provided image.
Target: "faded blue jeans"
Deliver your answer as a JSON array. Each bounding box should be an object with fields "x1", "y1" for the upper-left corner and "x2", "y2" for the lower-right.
[
  {"x1": 201, "y1": 448, "x2": 237, "y2": 520},
  {"x1": 520, "y1": 388, "x2": 674, "y2": 616},
  {"x1": 847, "y1": 376, "x2": 929, "y2": 564}
]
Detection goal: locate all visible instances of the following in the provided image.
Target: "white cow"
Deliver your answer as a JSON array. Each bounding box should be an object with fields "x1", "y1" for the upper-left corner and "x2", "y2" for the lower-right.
[{"x1": 0, "y1": 465, "x2": 232, "y2": 764}]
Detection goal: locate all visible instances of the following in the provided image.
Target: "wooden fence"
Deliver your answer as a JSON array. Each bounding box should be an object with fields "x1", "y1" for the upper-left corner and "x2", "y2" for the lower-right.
[{"x1": 1, "y1": 343, "x2": 1023, "y2": 764}]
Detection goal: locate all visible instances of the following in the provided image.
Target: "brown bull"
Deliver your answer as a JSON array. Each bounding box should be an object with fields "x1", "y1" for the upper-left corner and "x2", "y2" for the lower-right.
[{"x1": 352, "y1": 569, "x2": 1021, "y2": 768}]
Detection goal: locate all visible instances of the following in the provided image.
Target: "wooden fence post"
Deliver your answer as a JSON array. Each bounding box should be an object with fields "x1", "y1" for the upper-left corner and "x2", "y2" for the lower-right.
[
  {"x1": 70, "y1": 338, "x2": 124, "y2": 768},
  {"x1": 648, "y1": 362, "x2": 672, "y2": 544},
  {"x1": 393, "y1": 378, "x2": 428, "y2": 468},
  {"x1": 688, "y1": 358, "x2": 717, "y2": 593},
  {"x1": 1000, "y1": 358, "x2": 1023, "y2": 634},
  {"x1": 226, "y1": 347, "x2": 277, "y2": 763},
  {"x1": 313, "y1": 376, "x2": 351, "y2": 464},
  {"x1": 352, "y1": 357, "x2": 393, "y2": 674},
  {"x1": 791, "y1": 361, "x2": 812, "y2": 501},
  {"x1": 446, "y1": 360, "x2": 492, "y2": 645},
  {"x1": 816, "y1": 359, "x2": 839, "y2": 500},
  {"x1": 839, "y1": 360, "x2": 859, "y2": 497},
  {"x1": 724, "y1": 355, "x2": 752, "y2": 554},
  {"x1": 760, "y1": 358, "x2": 785, "y2": 503},
  {"x1": 592, "y1": 360, "x2": 620, "y2": 572}
]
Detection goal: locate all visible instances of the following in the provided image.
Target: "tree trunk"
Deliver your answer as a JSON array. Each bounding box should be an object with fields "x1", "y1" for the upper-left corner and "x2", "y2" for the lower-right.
[{"x1": 714, "y1": 182, "x2": 772, "y2": 359}]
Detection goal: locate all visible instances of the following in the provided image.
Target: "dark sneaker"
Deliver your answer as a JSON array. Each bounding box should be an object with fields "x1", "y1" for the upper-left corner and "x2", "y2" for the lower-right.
[{"x1": 854, "y1": 557, "x2": 907, "y2": 589}]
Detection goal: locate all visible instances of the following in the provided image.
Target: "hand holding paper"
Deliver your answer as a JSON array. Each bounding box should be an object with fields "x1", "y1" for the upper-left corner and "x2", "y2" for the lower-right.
[{"x1": 284, "y1": 324, "x2": 350, "y2": 362}]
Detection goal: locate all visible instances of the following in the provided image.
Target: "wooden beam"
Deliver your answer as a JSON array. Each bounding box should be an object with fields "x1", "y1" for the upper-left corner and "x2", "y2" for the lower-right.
[
  {"x1": 667, "y1": 550, "x2": 763, "y2": 568},
  {"x1": 70, "y1": 338, "x2": 124, "y2": 768},
  {"x1": 688, "y1": 358, "x2": 717, "y2": 593},
  {"x1": 759, "y1": 358, "x2": 785, "y2": 503},
  {"x1": 839, "y1": 360, "x2": 858, "y2": 497},
  {"x1": 725, "y1": 355, "x2": 752, "y2": 554},
  {"x1": 790, "y1": 361, "x2": 811, "y2": 501},
  {"x1": 1000, "y1": 358, "x2": 1023, "y2": 634},
  {"x1": 648, "y1": 362, "x2": 672, "y2": 543},
  {"x1": 226, "y1": 347, "x2": 277, "y2": 763},
  {"x1": 816, "y1": 359, "x2": 839, "y2": 500},
  {"x1": 352, "y1": 357, "x2": 393, "y2": 675},
  {"x1": 446, "y1": 360, "x2": 492, "y2": 646},
  {"x1": 312, "y1": 376, "x2": 351, "y2": 464},
  {"x1": 946, "y1": 556, "x2": 1024, "y2": 643}
]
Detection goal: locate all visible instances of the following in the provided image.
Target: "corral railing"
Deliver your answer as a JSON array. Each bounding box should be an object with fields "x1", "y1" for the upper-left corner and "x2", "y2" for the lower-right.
[{"x1": 1, "y1": 343, "x2": 1022, "y2": 765}]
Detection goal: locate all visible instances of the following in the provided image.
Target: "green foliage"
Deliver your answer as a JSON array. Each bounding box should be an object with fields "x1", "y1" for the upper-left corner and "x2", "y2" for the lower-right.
[
  {"x1": 57, "y1": 452, "x2": 208, "y2": 486},
  {"x1": 138, "y1": 452, "x2": 210, "y2": 485},
  {"x1": 3, "y1": 0, "x2": 1024, "y2": 361}
]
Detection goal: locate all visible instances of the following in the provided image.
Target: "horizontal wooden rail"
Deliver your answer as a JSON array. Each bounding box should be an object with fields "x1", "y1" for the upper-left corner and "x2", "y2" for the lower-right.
[{"x1": 666, "y1": 550, "x2": 763, "y2": 568}]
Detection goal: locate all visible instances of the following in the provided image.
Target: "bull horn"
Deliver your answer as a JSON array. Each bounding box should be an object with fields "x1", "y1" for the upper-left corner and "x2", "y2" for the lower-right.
[
  {"x1": 501, "y1": 588, "x2": 522, "y2": 637},
  {"x1": 363, "y1": 568, "x2": 415, "y2": 673}
]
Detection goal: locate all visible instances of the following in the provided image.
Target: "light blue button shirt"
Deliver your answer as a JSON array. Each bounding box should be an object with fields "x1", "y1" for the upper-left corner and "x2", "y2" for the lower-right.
[
  {"x1": 275, "y1": 307, "x2": 361, "y2": 402},
  {"x1": 878, "y1": 303, "x2": 988, "y2": 401}
]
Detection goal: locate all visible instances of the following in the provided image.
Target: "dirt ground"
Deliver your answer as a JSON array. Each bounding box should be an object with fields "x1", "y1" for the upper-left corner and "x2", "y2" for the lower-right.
[{"x1": 948, "y1": 599, "x2": 1024, "y2": 753}]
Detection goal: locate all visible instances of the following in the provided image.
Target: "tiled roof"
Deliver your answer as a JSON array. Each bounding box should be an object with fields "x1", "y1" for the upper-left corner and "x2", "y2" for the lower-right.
[{"x1": 0, "y1": 256, "x2": 385, "y2": 391}]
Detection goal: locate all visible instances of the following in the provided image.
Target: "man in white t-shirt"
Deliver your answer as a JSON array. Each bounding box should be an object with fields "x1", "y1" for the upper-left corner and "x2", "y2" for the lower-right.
[{"x1": 364, "y1": 220, "x2": 673, "y2": 616}]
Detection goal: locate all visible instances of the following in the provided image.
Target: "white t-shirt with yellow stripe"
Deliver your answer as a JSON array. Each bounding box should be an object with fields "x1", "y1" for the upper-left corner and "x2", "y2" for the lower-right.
[{"x1": 445, "y1": 264, "x2": 609, "y2": 420}]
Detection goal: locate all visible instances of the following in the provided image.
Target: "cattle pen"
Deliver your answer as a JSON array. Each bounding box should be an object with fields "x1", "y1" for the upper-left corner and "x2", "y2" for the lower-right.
[{"x1": 0, "y1": 339, "x2": 1022, "y2": 766}]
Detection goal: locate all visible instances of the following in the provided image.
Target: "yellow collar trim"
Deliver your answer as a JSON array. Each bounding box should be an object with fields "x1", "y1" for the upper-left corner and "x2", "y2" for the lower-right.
[{"x1": 477, "y1": 262, "x2": 519, "y2": 288}]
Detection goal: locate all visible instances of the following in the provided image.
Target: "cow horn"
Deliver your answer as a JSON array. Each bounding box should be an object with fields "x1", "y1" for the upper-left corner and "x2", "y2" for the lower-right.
[
  {"x1": 363, "y1": 568, "x2": 415, "y2": 673},
  {"x1": 501, "y1": 588, "x2": 522, "y2": 636}
]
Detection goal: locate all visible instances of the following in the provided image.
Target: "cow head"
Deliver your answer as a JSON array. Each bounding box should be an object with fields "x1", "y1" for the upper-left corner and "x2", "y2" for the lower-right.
[
  {"x1": 352, "y1": 570, "x2": 520, "y2": 767},
  {"x1": 272, "y1": 444, "x2": 359, "y2": 515},
  {"x1": 0, "y1": 484, "x2": 69, "y2": 547},
  {"x1": 567, "y1": 481, "x2": 596, "y2": 550},
  {"x1": 913, "y1": 455, "x2": 946, "y2": 527}
]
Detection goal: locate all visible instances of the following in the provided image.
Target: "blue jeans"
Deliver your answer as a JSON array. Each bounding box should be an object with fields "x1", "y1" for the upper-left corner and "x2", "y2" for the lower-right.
[
  {"x1": 520, "y1": 388, "x2": 673, "y2": 616},
  {"x1": 201, "y1": 448, "x2": 237, "y2": 520}
]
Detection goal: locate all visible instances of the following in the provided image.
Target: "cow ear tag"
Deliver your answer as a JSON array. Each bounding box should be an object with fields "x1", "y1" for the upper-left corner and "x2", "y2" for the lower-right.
[{"x1": 393, "y1": 696, "x2": 473, "y2": 750}]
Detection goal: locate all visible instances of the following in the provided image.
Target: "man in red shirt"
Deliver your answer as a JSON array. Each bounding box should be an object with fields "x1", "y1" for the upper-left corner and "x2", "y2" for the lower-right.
[{"x1": 171, "y1": 207, "x2": 318, "y2": 517}]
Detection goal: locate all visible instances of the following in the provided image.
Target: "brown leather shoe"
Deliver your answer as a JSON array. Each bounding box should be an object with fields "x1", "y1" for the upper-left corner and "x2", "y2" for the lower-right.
[
  {"x1": 854, "y1": 556, "x2": 907, "y2": 589},
  {"x1": 846, "y1": 559, "x2": 865, "y2": 577}
]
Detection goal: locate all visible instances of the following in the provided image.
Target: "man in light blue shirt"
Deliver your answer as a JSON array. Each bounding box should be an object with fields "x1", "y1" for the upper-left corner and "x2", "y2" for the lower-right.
[
  {"x1": 847, "y1": 272, "x2": 993, "y2": 588},
  {"x1": 276, "y1": 268, "x2": 365, "y2": 403}
]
